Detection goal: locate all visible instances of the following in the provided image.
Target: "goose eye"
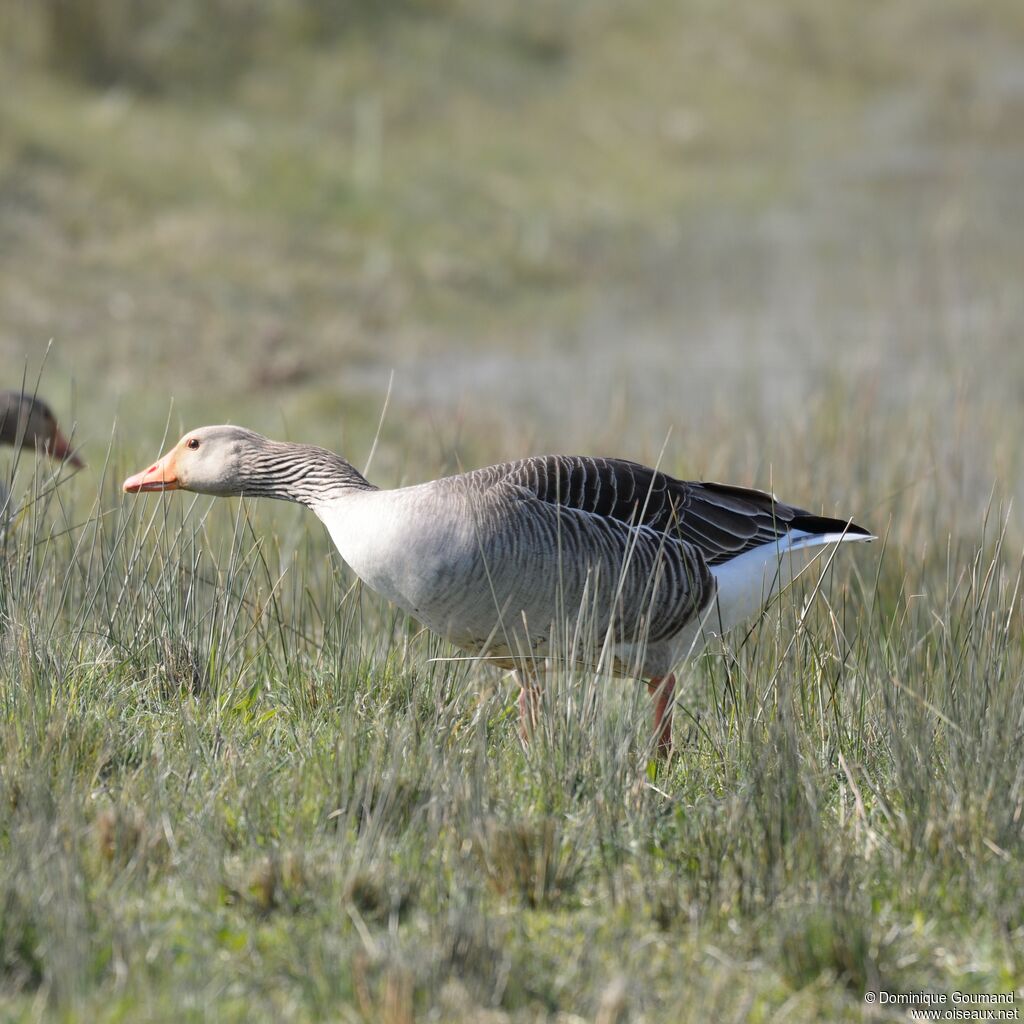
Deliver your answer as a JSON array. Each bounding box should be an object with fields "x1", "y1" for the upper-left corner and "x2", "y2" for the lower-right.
[{"x1": 186, "y1": 438, "x2": 200, "y2": 450}]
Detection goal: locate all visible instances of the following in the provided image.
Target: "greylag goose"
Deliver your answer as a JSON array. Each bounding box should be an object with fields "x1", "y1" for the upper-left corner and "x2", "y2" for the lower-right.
[
  {"x1": 1, "y1": 390, "x2": 83, "y2": 512},
  {"x1": 124, "y1": 427, "x2": 873, "y2": 754}
]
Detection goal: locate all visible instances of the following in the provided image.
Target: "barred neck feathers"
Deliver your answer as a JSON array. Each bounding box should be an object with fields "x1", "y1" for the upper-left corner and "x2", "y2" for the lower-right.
[{"x1": 238, "y1": 439, "x2": 376, "y2": 507}]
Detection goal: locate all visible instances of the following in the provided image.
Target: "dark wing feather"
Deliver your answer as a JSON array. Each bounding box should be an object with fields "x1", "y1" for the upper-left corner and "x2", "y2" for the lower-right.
[
  {"x1": 473, "y1": 455, "x2": 866, "y2": 566},
  {"x1": 464, "y1": 456, "x2": 710, "y2": 644}
]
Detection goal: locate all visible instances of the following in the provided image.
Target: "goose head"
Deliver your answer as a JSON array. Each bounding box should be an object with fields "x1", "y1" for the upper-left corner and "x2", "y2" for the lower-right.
[
  {"x1": 122, "y1": 426, "x2": 270, "y2": 495},
  {"x1": 123, "y1": 425, "x2": 372, "y2": 505},
  {"x1": 0, "y1": 390, "x2": 84, "y2": 468}
]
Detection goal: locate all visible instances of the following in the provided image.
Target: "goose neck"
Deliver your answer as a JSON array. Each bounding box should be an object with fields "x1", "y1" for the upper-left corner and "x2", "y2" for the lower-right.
[{"x1": 240, "y1": 441, "x2": 377, "y2": 507}]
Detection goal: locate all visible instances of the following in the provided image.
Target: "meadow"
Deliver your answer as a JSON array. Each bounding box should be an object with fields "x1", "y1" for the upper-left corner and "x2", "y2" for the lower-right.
[{"x1": 2, "y1": 1, "x2": 1024, "y2": 1020}]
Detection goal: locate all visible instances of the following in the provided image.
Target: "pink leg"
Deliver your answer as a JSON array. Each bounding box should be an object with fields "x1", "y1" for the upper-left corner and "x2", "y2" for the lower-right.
[
  {"x1": 646, "y1": 674, "x2": 676, "y2": 758},
  {"x1": 518, "y1": 677, "x2": 540, "y2": 743}
]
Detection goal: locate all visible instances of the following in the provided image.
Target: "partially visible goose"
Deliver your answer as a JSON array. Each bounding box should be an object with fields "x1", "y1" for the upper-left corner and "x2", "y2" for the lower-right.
[
  {"x1": 124, "y1": 427, "x2": 873, "y2": 754},
  {"x1": 0, "y1": 390, "x2": 83, "y2": 512}
]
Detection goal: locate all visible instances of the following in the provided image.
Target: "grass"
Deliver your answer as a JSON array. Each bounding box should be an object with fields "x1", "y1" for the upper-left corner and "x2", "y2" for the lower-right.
[
  {"x1": 0, "y1": 418, "x2": 1020, "y2": 1021},
  {"x1": 1, "y1": 0, "x2": 1024, "y2": 1019}
]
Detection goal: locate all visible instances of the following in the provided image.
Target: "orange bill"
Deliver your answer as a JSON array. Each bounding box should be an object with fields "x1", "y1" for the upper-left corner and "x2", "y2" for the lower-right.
[
  {"x1": 49, "y1": 427, "x2": 85, "y2": 469},
  {"x1": 123, "y1": 450, "x2": 179, "y2": 492}
]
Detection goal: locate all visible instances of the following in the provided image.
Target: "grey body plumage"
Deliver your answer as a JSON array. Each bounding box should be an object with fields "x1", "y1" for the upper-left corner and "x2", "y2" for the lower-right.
[{"x1": 313, "y1": 452, "x2": 871, "y2": 677}]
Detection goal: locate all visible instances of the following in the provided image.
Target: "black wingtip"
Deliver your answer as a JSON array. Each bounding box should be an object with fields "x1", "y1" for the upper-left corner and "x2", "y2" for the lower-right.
[{"x1": 790, "y1": 513, "x2": 874, "y2": 539}]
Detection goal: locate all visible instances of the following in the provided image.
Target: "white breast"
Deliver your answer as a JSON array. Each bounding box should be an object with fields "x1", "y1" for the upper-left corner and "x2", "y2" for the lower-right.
[{"x1": 312, "y1": 487, "x2": 473, "y2": 624}]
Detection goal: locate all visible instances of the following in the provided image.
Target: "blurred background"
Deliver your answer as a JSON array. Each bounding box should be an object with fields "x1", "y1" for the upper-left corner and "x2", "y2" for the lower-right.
[{"x1": 1, "y1": 0, "x2": 1023, "y2": 531}]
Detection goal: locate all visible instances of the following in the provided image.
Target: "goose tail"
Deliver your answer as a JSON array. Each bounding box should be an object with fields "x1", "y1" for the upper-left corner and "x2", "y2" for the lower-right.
[
  {"x1": 706, "y1": 515, "x2": 874, "y2": 637},
  {"x1": 785, "y1": 514, "x2": 876, "y2": 551}
]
